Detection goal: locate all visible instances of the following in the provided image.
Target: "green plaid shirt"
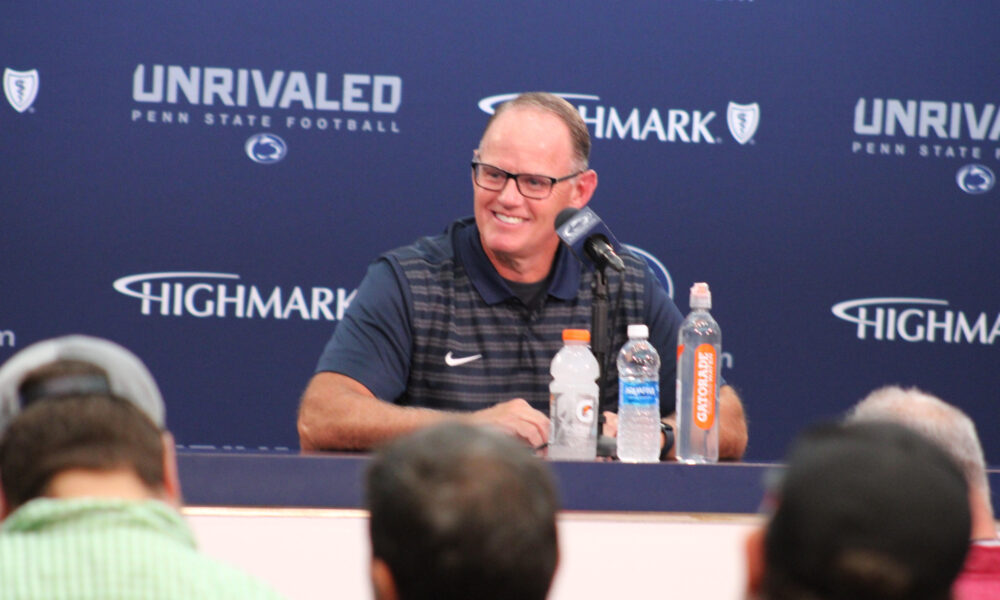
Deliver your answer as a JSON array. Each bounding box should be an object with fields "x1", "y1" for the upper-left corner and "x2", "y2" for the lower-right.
[{"x1": 0, "y1": 498, "x2": 286, "y2": 599}]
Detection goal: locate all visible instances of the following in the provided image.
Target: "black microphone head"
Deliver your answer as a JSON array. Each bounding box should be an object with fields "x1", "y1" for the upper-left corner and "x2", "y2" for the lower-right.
[
  {"x1": 554, "y1": 207, "x2": 625, "y2": 272},
  {"x1": 555, "y1": 207, "x2": 580, "y2": 230}
]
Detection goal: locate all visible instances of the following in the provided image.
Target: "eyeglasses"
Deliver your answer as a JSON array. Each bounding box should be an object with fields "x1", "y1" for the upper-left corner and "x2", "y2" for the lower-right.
[{"x1": 471, "y1": 161, "x2": 582, "y2": 200}]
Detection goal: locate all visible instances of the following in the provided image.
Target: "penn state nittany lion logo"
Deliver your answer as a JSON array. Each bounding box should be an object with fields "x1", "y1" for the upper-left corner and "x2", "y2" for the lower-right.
[
  {"x1": 727, "y1": 102, "x2": 759, "y2": 145},
  {"x1": 956, "y1": 164, "x2": 995, "y2": 195},
  {"x1": 244, "y1": 133, "x2": 288, "y2": 164},
  {"x1": 4, "y1": 68, "x2": 39, "y2": 113}
]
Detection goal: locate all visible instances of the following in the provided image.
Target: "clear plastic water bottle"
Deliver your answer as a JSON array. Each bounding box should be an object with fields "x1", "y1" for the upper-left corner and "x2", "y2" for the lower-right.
[
  {"x1": 675, "y1": 282, "x2": 720, "y2": 463},
  {"x1": 617, "y1": 324, "x2": 661, "y2": 463},
  {"x1": 548, "y1": 329, "x2": 599, "y2": 461}
]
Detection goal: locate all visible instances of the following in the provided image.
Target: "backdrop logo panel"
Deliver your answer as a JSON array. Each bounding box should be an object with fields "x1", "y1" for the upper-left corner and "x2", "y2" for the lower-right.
[
  {"x1": 478, "y1": 92, "x2": 759, "y2": 146},
  {"x1": 727, "y1": 102, "x2": 759, "y2": 145},
  {"x1": 245, "y1": 133, "x2": 287, "y2": 164},
  {"x1": 832, "y1": 297, "x2": 1000, "y2": 345},
  {"x1": 112, "y1": 272, "x2": 357, "y2": 321},
  {"x1": 130, "y1": 64, "x2": 403, "y2": 157},
  {"x1": 3, "y1": 68, "x2": 39, "y2": 113},
  {"x1": 852, "y1": 97, "x2": 1000, "y2": 161},
  {"x1": 956, "y1": 163, "x2": 996, "y2": 194}
]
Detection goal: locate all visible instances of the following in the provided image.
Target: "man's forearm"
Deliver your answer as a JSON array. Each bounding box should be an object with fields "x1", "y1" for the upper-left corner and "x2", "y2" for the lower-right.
[
  {"x1": 297, "y1": 372, "x2": 450, "y2": 451},
  {"x1": 297, "y1": 372, "x2": 551, "y2": 451}
]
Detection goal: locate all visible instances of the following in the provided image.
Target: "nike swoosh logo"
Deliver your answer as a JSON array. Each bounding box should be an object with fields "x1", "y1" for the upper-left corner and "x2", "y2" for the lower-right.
[{"x1": 444, "y1": 351, "x2": 483, "y2": 367}]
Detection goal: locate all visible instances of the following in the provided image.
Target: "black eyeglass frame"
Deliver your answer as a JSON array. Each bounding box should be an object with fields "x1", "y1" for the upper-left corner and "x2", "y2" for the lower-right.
[{"x1": 470, "y1": 161, "x2": 583, "y2": 200}]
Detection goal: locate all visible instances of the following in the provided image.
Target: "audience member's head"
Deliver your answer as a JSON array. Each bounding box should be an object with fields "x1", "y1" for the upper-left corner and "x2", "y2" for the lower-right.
[
  {"x1": 847, "y1": 385, "x2": 995, "y2": 539},
  {"x1": 747, "y1": 421, "x2": 971, "y2": 600},
  {"x1": 365, "y1": 422, "x2": 560, "y2": 600},
  {"x1": 0, "y1": 335, "x2": 175, "y2": 516}
]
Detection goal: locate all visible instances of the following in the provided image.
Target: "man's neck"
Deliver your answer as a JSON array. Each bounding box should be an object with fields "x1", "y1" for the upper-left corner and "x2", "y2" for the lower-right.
[
  {"x1": 44, "y1": 468, "x2": 159, "y2": 502},
  {"x1": 483, "y1": 244, "x2": 558, "y2": 283},
  {"x1": 970, "y1": 487, "x2": 999, "y2": 541}
]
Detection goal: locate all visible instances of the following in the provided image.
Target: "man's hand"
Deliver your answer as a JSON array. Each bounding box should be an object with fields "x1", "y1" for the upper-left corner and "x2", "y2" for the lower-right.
[
  {"x1": 718, "y1": 384, "x2": 747, "y2": 460},
  {"x1": 601, "y1": 411, "x2": 619, "y2": 437},
  {"x1": 299, "y1": 374, "x2": 554, "y2": 452},
  {"x1": 468, "y1": 398, "x2": 550, "y2": 449}
]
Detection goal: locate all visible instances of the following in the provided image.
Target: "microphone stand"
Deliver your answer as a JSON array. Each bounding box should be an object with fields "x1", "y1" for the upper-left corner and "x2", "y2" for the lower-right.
[{"x1": 591, "y1": 264, "x2": 617, "y2": 457}]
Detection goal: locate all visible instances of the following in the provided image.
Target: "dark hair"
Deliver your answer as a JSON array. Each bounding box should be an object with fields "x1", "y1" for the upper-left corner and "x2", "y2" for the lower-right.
[
  {"x1": 0, "y1": 393, "x2": 165, "y2": 510},
  {"x1": 763, "y1": 421, "x2": 970, "y2": 600},
  {"x1": 365, "y1": 423, "x2": 559, "y2": 600},
  {"x1": 483, "y1": 91, "x2": 591, "y2": 170}
]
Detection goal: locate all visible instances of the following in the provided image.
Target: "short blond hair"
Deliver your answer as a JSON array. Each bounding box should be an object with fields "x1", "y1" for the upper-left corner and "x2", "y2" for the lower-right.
[{"x1": 481, "y1": 92, "x2": 590, "y2": 171}]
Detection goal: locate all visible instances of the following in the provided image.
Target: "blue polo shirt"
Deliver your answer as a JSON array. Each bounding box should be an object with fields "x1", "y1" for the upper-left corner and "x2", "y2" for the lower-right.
[{"x1": 316, "y1": 217, "x2": 683, "y2": 415}]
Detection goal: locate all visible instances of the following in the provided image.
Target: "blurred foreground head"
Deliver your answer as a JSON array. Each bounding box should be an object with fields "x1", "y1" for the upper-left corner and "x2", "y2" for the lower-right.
[
  {"x1": 365, "y1": 422, "x2": 560, "y2": 600},
  {"x1": 0, "y1": 335, "x2": 172, "y2": 513},
  {"x1": 751, "y1": 421, "x2": 970, "y2": 600},
  {"x1": 848, "y1": 385, "x2": 992, "y2": 515}
]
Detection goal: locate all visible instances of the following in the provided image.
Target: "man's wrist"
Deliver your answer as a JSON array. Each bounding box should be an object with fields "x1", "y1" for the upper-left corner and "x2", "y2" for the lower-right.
[{"x1": 660, "y1": 422, "x2": 674, "y2": 461}]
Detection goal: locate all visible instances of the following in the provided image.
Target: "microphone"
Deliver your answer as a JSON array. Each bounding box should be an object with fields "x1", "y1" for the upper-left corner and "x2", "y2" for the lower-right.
[{"x1": 555, "y1": 207, "x2": 626, "y2": 272}]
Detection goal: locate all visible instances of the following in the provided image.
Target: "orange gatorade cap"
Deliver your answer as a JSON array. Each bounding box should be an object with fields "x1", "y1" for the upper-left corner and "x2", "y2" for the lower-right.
[{"x1": 562, "y1": 329, "x2": 591, "y2": 342}]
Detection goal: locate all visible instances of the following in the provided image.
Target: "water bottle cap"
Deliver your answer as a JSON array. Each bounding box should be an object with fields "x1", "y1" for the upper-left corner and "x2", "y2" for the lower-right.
[
  {"x1": 562, "y1": 328, "x2": 591, "y2": 342},
  {"x1": 690, "y1": 282, "x2": 712, "y2": 309},
  {"x1": 626, "y1": 324, "x2": 649, "y2": 339}
]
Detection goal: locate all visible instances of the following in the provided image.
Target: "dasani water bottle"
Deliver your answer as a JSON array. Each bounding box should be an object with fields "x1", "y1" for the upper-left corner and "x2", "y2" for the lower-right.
[{"x1": 617, "y1": 324, "x2": 661, "y2": 463}]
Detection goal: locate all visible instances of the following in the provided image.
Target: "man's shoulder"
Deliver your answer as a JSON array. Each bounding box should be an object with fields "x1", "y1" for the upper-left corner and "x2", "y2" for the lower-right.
[
  {"x1": 617, "y1": 247, "x2": 655, "y2": 283},
  {"x1": 619, "y1": 248, "x2": 646, "y2": 270},
  {"x1": 382, "y1": 218, "x2": 474, "y2": 266},
  {"x1": 385, "y1": 234, "x2": 454, "y2": 266},
  {"x1": 0, "y1": 499, "x2": 286, "y2": 599}
]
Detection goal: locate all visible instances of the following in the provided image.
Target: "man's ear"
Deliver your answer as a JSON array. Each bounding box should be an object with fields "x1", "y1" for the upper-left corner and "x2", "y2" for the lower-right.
[
  {"x1": 745, "y1": 526, "x2": 767, "y2": 597},
  {"x1": 160, "y1": 432, "x2": 183, "y2": 506},
  {"x1": 570, "y1": 169, "x2": 598, "y2": 209},
  {"x1": 370, "y1": 558, "x2": 398, "y2": 600}
]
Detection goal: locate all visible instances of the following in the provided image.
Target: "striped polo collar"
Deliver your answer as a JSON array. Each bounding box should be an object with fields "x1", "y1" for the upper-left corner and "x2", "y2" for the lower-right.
[{"x1": 453, "y1": 217, "x2": 582, "y2": 306}]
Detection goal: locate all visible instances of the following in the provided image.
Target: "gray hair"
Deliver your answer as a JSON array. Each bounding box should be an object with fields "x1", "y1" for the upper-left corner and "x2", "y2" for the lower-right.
[{"x1": 847, "y1": 385, "x2": 989, "y2": 495}]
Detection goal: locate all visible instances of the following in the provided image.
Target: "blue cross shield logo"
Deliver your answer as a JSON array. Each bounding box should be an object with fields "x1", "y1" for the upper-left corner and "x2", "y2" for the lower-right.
[
  {"x1": 727, "y1": 102, "x2": 759, "y2": 145},
  {"x1": 4, "y1": 68, "x2": 39, "y2": 113}
]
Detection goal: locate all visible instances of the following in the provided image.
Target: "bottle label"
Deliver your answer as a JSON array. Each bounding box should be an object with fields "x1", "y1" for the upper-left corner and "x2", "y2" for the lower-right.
[
  {"x1": 620, "y1": 380, "x2": 659, "y2": 407},
  {"x1": 676, "y1": 345, "x2": 684, "y2": 402},
  {"x1": 693, "y1": 343, "x2": 717, "y2": 430},
  {"x1": 550, "y1": 393, "x2": 596, "y2": 451}
]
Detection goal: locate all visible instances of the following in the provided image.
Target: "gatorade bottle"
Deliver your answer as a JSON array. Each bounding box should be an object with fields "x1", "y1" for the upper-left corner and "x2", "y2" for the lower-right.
[
  {"x1": 548, "y1": 329, "x2": 600, "y2": 460},
  {"x1": 675, "y1": 282, "x2": 720, "y2": 463}
]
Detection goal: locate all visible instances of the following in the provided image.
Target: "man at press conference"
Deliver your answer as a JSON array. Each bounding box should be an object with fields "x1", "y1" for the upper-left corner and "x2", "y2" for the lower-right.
[{"x1": 297, "y1": 92, "x2": 747, "y2": 459}]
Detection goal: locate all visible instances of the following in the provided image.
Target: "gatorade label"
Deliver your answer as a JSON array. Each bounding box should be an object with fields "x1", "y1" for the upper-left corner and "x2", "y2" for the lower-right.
[
  {"x1": 676, "y1": 345, "x2": 684, "y2": 400},
  {"x1": 620, "y1": 381, "x2": 659, "y2": 406},
  {"x1": 693, "y1": 343, "x2": 717, "y2": 430},
  {"x1": 576, "y1": 397, "x2": 596, "y2": 423}
]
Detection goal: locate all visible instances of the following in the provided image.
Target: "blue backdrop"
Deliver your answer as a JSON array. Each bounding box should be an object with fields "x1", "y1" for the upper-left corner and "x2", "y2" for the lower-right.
[{"x1": 2, "y1": 1, "x2": 998, "y2": 461}]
